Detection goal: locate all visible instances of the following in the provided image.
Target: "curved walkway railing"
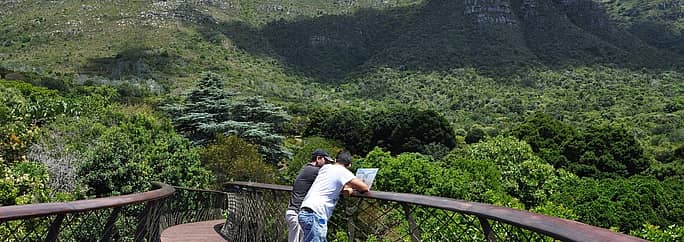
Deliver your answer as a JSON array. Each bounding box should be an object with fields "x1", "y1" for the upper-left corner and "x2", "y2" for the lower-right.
[
  {"x1": 0, "y1": 182, "x2": 175, "y2": 242},
  {"x1": 0, "y1": 181, "x2": 649, "y2": 241},
  {"x1": 224, "y1": 181, "x2": 648, "y2": 242}
]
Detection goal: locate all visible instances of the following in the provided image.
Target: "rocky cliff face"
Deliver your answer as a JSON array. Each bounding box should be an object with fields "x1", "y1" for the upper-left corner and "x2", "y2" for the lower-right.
[{"x1": 464, "y1": 0, "x2": 517, "y2": 25}]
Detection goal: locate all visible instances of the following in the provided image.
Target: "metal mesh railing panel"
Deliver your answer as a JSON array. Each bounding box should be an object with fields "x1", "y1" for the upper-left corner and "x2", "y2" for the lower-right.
[
  {"x1": 0, "y1": 216, "x2": 55, "y2": 242},
  {"x1": 218, "y1": 183, "x2": 600, "y2": 242},
  {"x1": 222, "y1": 187, "x2": 290, "y2": 242},
  {"x1": 160, "y1": 187, "x2": 233, "y2": 231},
  {"x1": 331, "y1": 197, "x2": 489, "y2": 242},
  {"x1": 0, "y1": 204, "x2": 165, "y2": 242},
  {"x1": 0, "y1": 183, "x2": 173, "y2": 242},
  {"x1": 1, "y1": 182, "x2": 644, "y2": 241}
]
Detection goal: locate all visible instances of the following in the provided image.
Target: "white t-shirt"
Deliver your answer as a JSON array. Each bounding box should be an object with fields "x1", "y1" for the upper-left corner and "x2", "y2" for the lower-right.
[{"x1": 300, "y1": 164, "x2": 355, "y2": 220}]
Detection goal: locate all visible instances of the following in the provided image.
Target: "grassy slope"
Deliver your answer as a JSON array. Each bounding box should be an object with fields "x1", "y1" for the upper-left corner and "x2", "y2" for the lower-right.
[{"x1": 0, "y1": 1, "x2": 682, "y2": 140}]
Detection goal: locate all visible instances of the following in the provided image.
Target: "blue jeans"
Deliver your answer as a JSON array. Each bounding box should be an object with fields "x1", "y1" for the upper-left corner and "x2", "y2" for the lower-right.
[{"x1": 298, "y1": 210, "x2": 328, "y2": 242}]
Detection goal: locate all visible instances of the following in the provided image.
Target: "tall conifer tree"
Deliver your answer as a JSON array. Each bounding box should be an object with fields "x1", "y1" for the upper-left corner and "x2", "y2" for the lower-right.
[{"x1": 164, "y1": 72, "x2": 291, "y2": 164}]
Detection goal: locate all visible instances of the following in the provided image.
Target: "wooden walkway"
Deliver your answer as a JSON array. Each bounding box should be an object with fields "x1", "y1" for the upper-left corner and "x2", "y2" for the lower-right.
[{"x1": 160, "y1": 219, "x2": 227, "y2": 242}]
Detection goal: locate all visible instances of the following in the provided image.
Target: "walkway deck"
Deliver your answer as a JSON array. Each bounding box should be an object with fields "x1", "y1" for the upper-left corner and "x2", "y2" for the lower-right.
[{"x1": 160, "y1": 219, "x2": 227, "y2": 242}]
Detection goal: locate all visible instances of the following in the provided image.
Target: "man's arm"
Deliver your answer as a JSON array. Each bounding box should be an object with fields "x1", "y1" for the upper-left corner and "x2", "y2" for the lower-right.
[{"x1": 345, "y1": 178, "x2": 369, "y2": 193}]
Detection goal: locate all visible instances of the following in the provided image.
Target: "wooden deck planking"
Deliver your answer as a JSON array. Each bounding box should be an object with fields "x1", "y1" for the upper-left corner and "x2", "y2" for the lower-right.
[{"x1": 160, "y1": 219, "x2": 227, "y2": 242}]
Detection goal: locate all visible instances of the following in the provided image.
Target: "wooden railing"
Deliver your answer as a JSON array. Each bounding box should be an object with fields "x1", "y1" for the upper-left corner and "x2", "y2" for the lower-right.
[
  {"x1": 0, "y1": 181, "x2": 649, "y2": 241},
  {"x1": 224, "y1": 181, "x2": 648, "y2": 242},
  {"x1": 0, "y1": 182, "x2": 174, "y2": 242}
]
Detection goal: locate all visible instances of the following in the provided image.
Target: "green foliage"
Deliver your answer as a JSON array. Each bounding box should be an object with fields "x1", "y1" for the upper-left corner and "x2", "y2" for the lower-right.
[
  {"x1": 646, "y1": 157, "x2": 684, "y2": 180},
  {"x1": 304, "y1": 106, "x2": 372, "y2": 155},
  {"x1": 282, "y1": 136, "x2": 341, "y2": 183},
  {"x1": 464, "y1": 124, "x2": 486, "y2": 144},
  {"x1": 630, "y1": 223, "x2": 684, "y2": 242},
  {"x1": 530, "y1": 201, "x2": 579, "y2": 221},
  {"x1": 357, "y1": 148, "x2": 438, "y2": 195},
  {"x1": 369, "y1": 107, "x2": 456, "y2": 156},
  {"x1": 571, "y1": 123, "x2": 649, "y2": 178},
  {"x1": 0, "y1": 161, "x2": 50, "y2": 206},
  {"x1": 0, "y1": 81, "x2": 66, "y2": 162},
  {"x1": 456, "y1": 136, "x2": 579, "y2": 208},
  {"x1": 305, "y1": 106, "x2": 456, "y2": 157},
  {"x1": 437, "y1": 155, "x2": 521, "y2": 207},
  {"x1": 551, "y1": 176, "x2": 684, "y2": 232},
  {"x1": 78, "y1": 112, "x2": 212, "y2": 196},
  {"x1": 510, "y1": 113, "x2": 650, "y2": 178},
  {"x1": 201, "y1": 135, "x2": 276, "y2": 186},
  {"x1": 647, "y1": 161, "x2": 684, "y2": 180},
  {"x1": 165, "y1": 72, "x2": 291, "y2": 164},
  {"x1": 507, "y1": 113, "x2": 577, "y2": 167},
  {"x1": 0, "y1": 80, "x2": 113, "y2": 164}
]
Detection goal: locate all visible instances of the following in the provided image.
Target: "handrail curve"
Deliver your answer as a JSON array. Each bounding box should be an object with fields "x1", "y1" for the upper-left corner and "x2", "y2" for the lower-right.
[
  {"x1": 227, "y1": 181, "x2": 647, "y2": 242},
  {"x1": 0, "y1": 182, "x2": 175, "y2": 221}
]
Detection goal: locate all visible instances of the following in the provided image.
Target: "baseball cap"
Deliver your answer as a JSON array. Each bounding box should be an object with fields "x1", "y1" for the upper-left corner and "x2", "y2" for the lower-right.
[{"x1": 311, "y1": 149, "x2": 334, "y2": 162}]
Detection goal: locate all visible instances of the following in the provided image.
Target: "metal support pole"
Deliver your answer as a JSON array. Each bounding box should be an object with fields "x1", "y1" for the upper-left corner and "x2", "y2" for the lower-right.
[
  {"x1": 403, "y1": 204, "x2": 421, "y2": 242},
  {"x1": 45, "y1": 214, "x2": 65, "y2": 242},
  {"x1": 478, "y1": 216, "x2": 497, "y2": 242},
  {"x1": 100, "y1": 207, "x2": 122, "y2": 242}
]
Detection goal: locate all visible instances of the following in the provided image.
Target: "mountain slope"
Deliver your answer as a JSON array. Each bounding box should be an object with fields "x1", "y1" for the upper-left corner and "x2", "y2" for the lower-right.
[{"x1": 0, "y1": 0, "x2": 682, "y2": 85}]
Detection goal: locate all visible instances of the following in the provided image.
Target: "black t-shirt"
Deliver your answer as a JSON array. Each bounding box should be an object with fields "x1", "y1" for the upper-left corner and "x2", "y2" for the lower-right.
[{"x1": 287, "y1": 164, "x2": 320, "y2": 211}]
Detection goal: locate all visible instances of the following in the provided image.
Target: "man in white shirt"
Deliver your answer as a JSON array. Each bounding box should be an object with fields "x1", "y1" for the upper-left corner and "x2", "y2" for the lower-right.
[{"x1": 298, "y1": 150, "x2": 370, "y2": 242}]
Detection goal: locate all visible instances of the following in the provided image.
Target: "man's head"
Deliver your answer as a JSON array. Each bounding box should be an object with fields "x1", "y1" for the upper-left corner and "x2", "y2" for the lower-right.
[
  {"x1": 311, "y1": 149, "x2": 334, "y2": 166},
  {"x1": 335, "y1": 150, "x2": 352, "y2": 168}
]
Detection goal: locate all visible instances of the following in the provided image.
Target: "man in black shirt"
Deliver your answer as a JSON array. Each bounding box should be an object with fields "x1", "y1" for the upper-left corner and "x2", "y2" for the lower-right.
[{"x1": 285, "y1": 149, "x2": 333, "y2": 242}]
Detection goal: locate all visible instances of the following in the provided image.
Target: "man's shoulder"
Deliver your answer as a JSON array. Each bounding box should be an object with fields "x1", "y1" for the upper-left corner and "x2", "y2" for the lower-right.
[
  {"x1": 321, "y1": 164, "x2": 353, "y2": 176},
  {"x1": 296, "y1": 164, "x2": 320, "y2": 178},
  {"x1": 299, "y1": 163, "x2": 320, "y2": 171}
]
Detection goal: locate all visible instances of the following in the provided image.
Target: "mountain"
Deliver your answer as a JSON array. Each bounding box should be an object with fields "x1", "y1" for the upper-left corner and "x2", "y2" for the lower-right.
[
  {"x1": 1, "y1": 0, "x2": 682, "y2": 86},
  {"x1": 599, "y1": 0, "x2": 684, "y2": 55}
]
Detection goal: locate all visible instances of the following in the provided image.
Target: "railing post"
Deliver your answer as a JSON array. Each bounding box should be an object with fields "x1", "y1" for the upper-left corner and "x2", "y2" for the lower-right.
[
  {"x1": 134, "y1": 200, "x2": 159, "y2": 242},
  {"x1": 402, "y1": 204, "x2": 421, "y2": 242},
  {"x1": 477, "y1": 216, "x2": 497, "y2": 242},
  {"x1": 100, "y1": 207, "x2": 122, "y2": 242},
  {"x1": 45, "y1": 214, "x2": 65, "y2": 242}
]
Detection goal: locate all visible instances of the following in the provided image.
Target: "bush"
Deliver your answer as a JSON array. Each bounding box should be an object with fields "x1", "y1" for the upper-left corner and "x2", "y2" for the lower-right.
[
  {"x1": 201, "y1": 135, "x2": 276, "y2": 187},
  {"x1": 78, "y1": 113, "x2": 212, "y2": 196}
]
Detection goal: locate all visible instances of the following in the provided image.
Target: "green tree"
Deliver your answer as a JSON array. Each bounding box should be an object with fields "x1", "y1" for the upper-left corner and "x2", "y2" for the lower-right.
[
  {"x1": 438, "y1": 155, "x2": 522, "y2": 207},
  {"x1": 465, "y1": 124, "x2": 486, "y2": 144},
  {"x1": 304, "y1": 106, "x2": 371, "y2": 154},
  {"x1": 457, "y1": 136, "x2": 579, "y2": 208},
  {"x1": 630, "y1": 223, "x2": 684, "y2": 242},
  {"x1": 78, "y1": 113, "x2": 212, "y2": 196},
  {"x1": 305, "y1": 106, "x2": 456, "y2": 156},
  {"x1": 369, "y1": 107, "x2": 456, "y2": 156},
  {"x1": 164, "y1": 72, "x2": 292, "y2": 164},
  {"x1": 570, "y1": 124, "x2": 649, "y2": 178},
  {"x1": 510, "y1": 114, "x2": 650, "y2": 178},
  {"x1": 201, "y1": 135, "x2": 276, "y2": 186},
  {"x1": 356, "y1": 147, "x2": 438, "y2": 195},
  {"x1": 0, "y1": 161, "x2": 50, "y2": 206},
  {"x1": 551, "y1": 176, "x2": 684, "y2": 232},
  {"x1": 507, "y1": 113, "x2": 577, "y2": 168}
]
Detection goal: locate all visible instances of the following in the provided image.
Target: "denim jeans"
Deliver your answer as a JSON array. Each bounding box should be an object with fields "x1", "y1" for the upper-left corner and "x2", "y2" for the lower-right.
[{"x1": 298, "y1": 210, "x2": 328, "y2": 242}]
